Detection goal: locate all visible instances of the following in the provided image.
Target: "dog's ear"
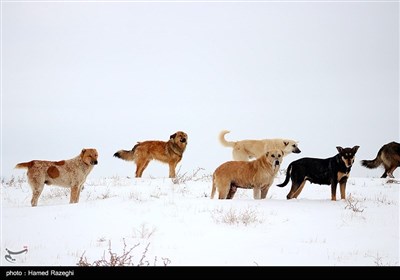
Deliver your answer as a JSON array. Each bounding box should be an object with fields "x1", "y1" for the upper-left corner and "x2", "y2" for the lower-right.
[
  {"x1": 283, "y1": 141, "x2": 289, "y2": 146},
  {"x1": 352, "y1": 146, "x2": 360, "y2": 153},
  {"x1": 170, "y1": 133, "x2": 177, "y2": 140},
  {"x1": 336, "y1": 146, "x2": 343, "y2": 153},
  {"x1": 80, "y1": 149, "x2": 86, "y2": 159}
]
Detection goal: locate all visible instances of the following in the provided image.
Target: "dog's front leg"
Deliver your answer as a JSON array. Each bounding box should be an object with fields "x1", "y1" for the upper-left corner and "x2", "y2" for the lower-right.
[
  {"x1": 169, "y1": 162, "x2": 178, "y2": 178},
  {"x1": 253, "y1": 188, "x2": 261, "y2": 199},
  {"x1": 70, "y1": 186, "x2": 79, "y2": 203},
  {"x1": 339, "y1": 177, "x2": 348, "y2": 200},
  {"x1": 260, "y1": 184, "x2": 271, "y2": 199},
  {"x1": 330, "y1": 180, "x2": 338, "y2": 201}
]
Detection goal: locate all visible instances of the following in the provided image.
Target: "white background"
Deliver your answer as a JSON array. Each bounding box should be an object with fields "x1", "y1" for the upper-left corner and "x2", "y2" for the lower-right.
[{"x1": 2, "y1": 0, "x2": 399, "y2": 179}]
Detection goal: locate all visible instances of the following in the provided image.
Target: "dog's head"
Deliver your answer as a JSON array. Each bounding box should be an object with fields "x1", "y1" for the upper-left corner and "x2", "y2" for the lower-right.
[
  {"x1": 336, "y1": 146, "x2": 360, "y2": 168},
  {"x1": 80, "y1": 148, "x2": 99, "y2": 166},
  {"x1": 170, "y1": 131, "x2": 188, "y2": 150},
  {"x1": 283, "y1": 140, "x2": 301, "y2": 154},
  {"x1": 265, "y1": 150, "x2": 284, "y2": 170}
]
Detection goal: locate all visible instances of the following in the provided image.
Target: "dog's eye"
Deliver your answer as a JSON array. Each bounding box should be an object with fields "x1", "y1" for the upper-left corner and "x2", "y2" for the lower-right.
[
  {"x1": 278, "y1": 154, "x2": 281, "y2": 158},
  {"x1": 271, "y1": 154, "x2": 275, "y2": 158}
]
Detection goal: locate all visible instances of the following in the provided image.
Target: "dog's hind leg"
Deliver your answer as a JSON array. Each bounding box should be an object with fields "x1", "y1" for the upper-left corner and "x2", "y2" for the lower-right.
[
  {"x1": 29, "y1": 179, "x2": 44, "y2": 207},
  {"x1": 287, "y1": 179, "x2": 305, "y2": 199},
  {"x1": 218, "y1": 183, "x2": 231, "y2": 199},
  {"x1": 211, "y1": 180, "x2": 217, "y2": 199},
  {"x1": 135, "y1": 159, "x2": 150, "y2": 178},
  {"x1": 232, "y1": 149, "x2": 250, "y2": 161},
  {"x1": 292, "y1": 180, "x2": 306, "y2": 199},
  {"x1": 387, "y1": 165, "x2": 397, "y2": 178},
  {"x1": 226, "y1": 184, "x2": 237, "y2": 199},
  {"x1": 286, "y1": 183, "x2": 298, "y2": 199}
]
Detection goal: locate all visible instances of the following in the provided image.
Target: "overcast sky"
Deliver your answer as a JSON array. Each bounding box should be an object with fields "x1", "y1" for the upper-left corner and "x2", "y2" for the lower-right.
[{"x1": 2, "y1": 1, "x2": 399, "y2": 180}]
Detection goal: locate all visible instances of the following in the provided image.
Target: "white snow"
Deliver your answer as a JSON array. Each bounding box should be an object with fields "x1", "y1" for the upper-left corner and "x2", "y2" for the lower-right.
[{"x1": 1, "y1": 171, "x2": 399, "y2": 266}]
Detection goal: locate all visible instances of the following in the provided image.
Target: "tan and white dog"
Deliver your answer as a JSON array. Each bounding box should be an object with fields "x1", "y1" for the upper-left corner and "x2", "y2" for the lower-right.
[
  {"x1": 15, "y1": 148, "x2": 98, "y2": 207},
  {"x1": 211, "y1": 150, "x2": 283, "y2": 199},
  {"x1": 219, "y1": 130, "x2": 301, "y2": 161}
]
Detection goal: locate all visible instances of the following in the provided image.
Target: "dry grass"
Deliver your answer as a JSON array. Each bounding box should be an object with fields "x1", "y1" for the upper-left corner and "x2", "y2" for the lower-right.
[
  {"x1": 212, "y1": 207, "x2": 263, "y2": 226},
  {"x1": 172, "y1": 167, "x2": 212, "y2": 184},
  {"x1": 1, "y1": 176, "x2": 26, "y2": 188},
  {"x1": 132, "y1": 223, "x2": 156, "y2": 239},
  {"x1": 344, "y1": 194, "x2": 365, "y2": 213},
  {"x1": 77, "y1": 239, "x2": 170, "y2": 266}
]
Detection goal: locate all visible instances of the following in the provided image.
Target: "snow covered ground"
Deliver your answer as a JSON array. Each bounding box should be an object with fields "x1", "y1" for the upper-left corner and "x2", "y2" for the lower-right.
[{"x1": 1, "y1": 170, "x2": 399, "y2": 266}]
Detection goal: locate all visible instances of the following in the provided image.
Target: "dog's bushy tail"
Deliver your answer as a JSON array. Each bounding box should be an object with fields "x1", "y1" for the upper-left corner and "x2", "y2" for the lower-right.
[
  {"x1": 361, "y1": 148, "x2": 384, "y2": 169},
  {"x1": 113, "y1": 143, "x2": 140, "y2": 161},
  {"x1": 277, "y1": 163, "x2": 292, "y2": 187},
  {"x1": 15, "y1": 161, "x2": 34, "y2": 169},
  {"x1": 219, "y1": 130, "x2": 235, "y2": 148}
]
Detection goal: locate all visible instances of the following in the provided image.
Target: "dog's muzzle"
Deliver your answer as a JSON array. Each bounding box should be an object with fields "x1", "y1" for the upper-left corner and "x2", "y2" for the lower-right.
[
  {"x1": 274, "y1": 160, "x2": 280, "y2": 167},
  {"x1": 180, "y1": 138, "x2": 187, "y2": 143},
  {"x1": 91, "y1": 160, "x2": 98, "y2": 165},
  {"x1": 293, "y1": 147, "x2": 301, "y2": 153}
]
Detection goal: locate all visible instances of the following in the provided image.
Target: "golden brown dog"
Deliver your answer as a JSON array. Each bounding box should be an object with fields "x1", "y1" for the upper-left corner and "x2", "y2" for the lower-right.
[
  {"x1": 113, "y1": 131, "x2": 188, "y2": 178},
  {"x1": 219, "y1": 130, "x2": 300, "y2": 161},
  {"x1": 211, "y1": 150, "x2": 283, "y2": 199},
  {"x1": 15, "y1": 148, "x2": 98, "y2": 207}
]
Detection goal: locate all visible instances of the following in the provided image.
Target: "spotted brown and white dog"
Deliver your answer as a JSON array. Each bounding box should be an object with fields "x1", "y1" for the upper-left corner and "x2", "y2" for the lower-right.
[{"x1": 15, "y1": 148, "x2": 98, "y2": 207}]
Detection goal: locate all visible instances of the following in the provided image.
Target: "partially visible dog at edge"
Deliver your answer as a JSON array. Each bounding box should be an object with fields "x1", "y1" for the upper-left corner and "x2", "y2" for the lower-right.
[
  {"x1": 277, "y1": 146, "x2": 359, "y2": 201},
  {"x1": 15, "y1": 148, "x2": 98, "y2": 207},
  {"x1": 113, "y1": 131, "x2": 188, "y2": 178},
  {"x1": 211, "y1": 150, "x2": 283, "y2": 199},
  {"x1": 361, "y1": 141, "x2": 400, "y2": 178},
  {"x1": 219, "y1": 130, "x2": 301, "y2": 161}
]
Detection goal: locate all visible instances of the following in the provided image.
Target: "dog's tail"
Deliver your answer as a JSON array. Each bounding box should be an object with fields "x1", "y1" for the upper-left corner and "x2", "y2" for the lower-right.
[
  {"x1": 361, "y1": 148, "x2": 384, "y2": 169},
  {"x1": 276, "y1": 163, "x2": 292, "y2": 187},
  {"x1": 219, "y1": 130, "x2": 235, "y2": 148},
  {"x1": 113, "y1": 143, "x2": 140, "y2": 162},
  {"x1": 15, "y1": 161, "x2": 34, "y2": 169}
]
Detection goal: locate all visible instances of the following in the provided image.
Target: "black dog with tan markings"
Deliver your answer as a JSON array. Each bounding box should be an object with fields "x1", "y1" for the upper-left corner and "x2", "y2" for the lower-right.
[{"x1": 277, "y1": 146, "x2": 359, "y2": 200}]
